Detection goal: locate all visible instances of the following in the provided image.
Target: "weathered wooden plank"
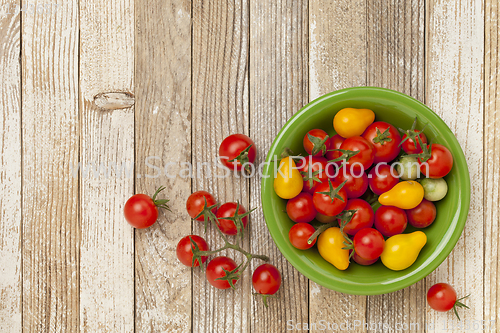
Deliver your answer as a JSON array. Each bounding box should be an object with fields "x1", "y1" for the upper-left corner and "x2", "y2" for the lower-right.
[
  {"x1": 249, "y1": 0, "x2": 309, "y2": 331},
  {"x1": 484, "y1": 0, "x2": 500, "y2": 331},
  {"x1": 365, "y1": 0, "x2": 426, "y2": 331},
  {"x1": 191, "y1": 0, "x2": 251, "y2": 332},
  {"x1": 308, "y1": 1, "x2": 368, "y2": 331},
  {"x1": 134, "y1": 0, "x2": 192, "y2": 331},
  {"x1": 79, "y1": 0, "x2": 135, "y2": 331},
  {"x1": 425, "y1": 0, "x2": 484, "y2": 329},
  {"x1": 21, "y1": 1, "x2": 80, "y2": 331},
  {"x1": 0, "y1": 1, "x2": 21, "y2": 331}
]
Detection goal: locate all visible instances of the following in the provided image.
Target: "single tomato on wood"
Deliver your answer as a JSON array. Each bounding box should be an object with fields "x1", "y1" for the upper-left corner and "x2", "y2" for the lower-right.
[
  {"x1": 427, "y1": 283, "x2": 469, "y2": 320},
  {"x1": 252, "y1": 264, "x2": 281, "y2": 295},
  {"x1": 219, "y1": 134, "x2": 256, "y2": 172},
  {"x1": 124, "y1": 186, "x2": 171, "y2": 229}
]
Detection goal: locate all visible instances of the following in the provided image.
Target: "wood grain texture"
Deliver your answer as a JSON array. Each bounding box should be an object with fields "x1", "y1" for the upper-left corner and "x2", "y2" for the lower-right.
[
  {"x1": 484, "y1": 0, "x2": 500, "y2": 330},
  {"x1": 249, "y1": 0, "x2": 309, "y2": 331},
  {"x1": 308, "y1": 1, "x2": 367, "y2": 331},
  {"x1": 0, "y1": 1, "x2": 21, "y2": 331},
  {"x1": 365, "y1": 0, "x2": 426, "y2": 331},
  {"x1": 425, "y1": 0, "x2": 484, "y2": 329},
  {"x1": 134, "y1": 0, "x2": 192, "y2": 331},
  {"x1": 79, "y1": 0, "x2": 135, "y2": 331},
  {"x1": 191, "y1": 0, "x2": 251, "y2": 332},
  {"x1": 21, "y1": 1, "x2": 80, "y2": 331}
]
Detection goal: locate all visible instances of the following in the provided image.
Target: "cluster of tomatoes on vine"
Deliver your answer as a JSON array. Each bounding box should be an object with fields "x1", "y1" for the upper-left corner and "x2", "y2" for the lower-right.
[{"x1": 123, "y1": 134, "x2": 281, "y2": 307}]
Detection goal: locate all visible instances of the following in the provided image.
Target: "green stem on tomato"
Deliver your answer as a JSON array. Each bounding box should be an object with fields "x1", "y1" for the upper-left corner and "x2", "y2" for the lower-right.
[{"x1": 307, "y1": 221, "x2": 337, "y2": 244}]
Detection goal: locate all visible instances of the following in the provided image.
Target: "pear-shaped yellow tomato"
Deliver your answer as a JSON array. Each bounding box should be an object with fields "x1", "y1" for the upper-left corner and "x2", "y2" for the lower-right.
[
  {"x1": 274, "y1": 157, "x2": 303, "y2": 199},
  {"x1": 381, "y1": 231, "x2": 427, "y2": 271},
  {"x1": 317, "y1": 227, "x2": 350, "y2": 270},
  {"x1": 378, "y1": 180, "x2": 424, "y2": 209},
  {"x1": 333, "y1": 108, "x2": 375, "y2": 138}
]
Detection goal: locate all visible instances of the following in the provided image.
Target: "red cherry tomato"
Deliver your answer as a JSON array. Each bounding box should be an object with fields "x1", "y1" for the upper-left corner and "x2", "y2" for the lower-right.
[
  {"x1": 341, "y1": 199, "x2": 374, "y2": 236},
  {"x1": 206, "y1": 256, "x2": 238, "y2": 289},
  {"x1": 352, "y1": 251, "x2": 378, "y2": 265},
  {"x1": 312, "y1": 179, "x2": 348, "y2": 216},
  {"x1": 402, "y1": 129, "x2": 428, "y2": 154},
  {"x1": 289, "y1": 223, "x2": 317, "y2": 250},
  {"x1": 362, "y1": 121, "x2": 401, "y2": 163},
  {"x1": 297, "y1": 156, "x2": 329, "y2": 194},
  {"x1": 216, "y1": 202, "x2": 248, "y2": 235},
  {"x1": 368, "y1": 164, "x2": 400, "y2": 195},
  {"x1": 176, "y1": 235, "x2": 209, "y2": 267},
  {"x1": 325, "y1": 134, "x2": 345, "y2": 163},
  {"x1": 406, "y1": 199, "x2": 437, "y2": 228},
  {"x1": 419, "y1": 144, "x2": 453, "y2": 178},
  {"x1": 252, "y1": 264, "x2": 282, "y2": 295},
  {"x1": 374, "y1": 206, "x2": 408, "y2": 237},
  {"x1": 353, "y1": 228, "x2": 385, "y2": 261},
  {"x1": 219, "y1": 134, "x2": 256, "y2": 171},
  {"x1": 124, "y1": 194, "x2": 159, "y2": 229},
  {"x1": 338, "y1": 136, "x2": 375, "y2": 172},
  {"x1": 334, "y1": 167, "x2": 368, "y2": 198},
  {"x1": 427, "y1": 283, "x2": 462, "y2": 312},
  {"x1": 286, "y1": 193, "x2": 317, "y2": 223},
  {"x1": 303, "y1": 129, "x2": 329, "y2": 156},
  {"x1": 186, "y1": 191, "x2": 217, "y2": 221}
]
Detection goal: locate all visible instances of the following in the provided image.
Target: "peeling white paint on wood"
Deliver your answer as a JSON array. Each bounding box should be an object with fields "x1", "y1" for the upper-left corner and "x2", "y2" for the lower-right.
[
  {"x1": 249, "y1": 0, "x2": 310, "y2": 331},
  {"x1": 134, "y1": 0, "x2": 193, "y2": 331},
  {"x1": 308, "y1": 1, "x2": 368, "y2": 332},
  {"x1": 21, "y1": 0, "x2": 80, "y2": 331},
  {"x1": 425, "y1": 0, "x2": 485, "y2": 328},
  {"x1": 0, "y1": 1, "x2": 21, "y2": 331},
  {"x1": 79, "y1": 0, "x2": 135, "y2": 331},
  {"x1": 484, "y1": 1, "x2": 500, "y2": 330},
  {"x1": 0, "y1": 0, "x2": 497, "y2": 331}
]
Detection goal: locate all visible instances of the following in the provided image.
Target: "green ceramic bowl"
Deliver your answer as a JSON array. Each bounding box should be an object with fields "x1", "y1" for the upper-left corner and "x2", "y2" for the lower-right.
[{"x1": 261, "y1": 87, "x2": 470, "y2": 295}]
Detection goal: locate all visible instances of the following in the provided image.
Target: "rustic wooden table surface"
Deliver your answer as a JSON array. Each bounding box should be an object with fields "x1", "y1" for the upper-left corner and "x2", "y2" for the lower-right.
[{"x1": 0, "y1": 0, "x2": 498, "y2": 332}]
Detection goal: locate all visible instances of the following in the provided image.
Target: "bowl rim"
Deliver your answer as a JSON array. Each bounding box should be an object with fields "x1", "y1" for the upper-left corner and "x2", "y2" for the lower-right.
[{"x1": 260, "y1": 86, "x2": 471, "y2": 295}]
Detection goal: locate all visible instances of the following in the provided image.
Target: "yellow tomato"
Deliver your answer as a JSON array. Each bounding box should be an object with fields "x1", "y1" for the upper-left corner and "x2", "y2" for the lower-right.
[
  {"x1": 333, "y1": 108, "x2": 375, "y2": 138},
  {"x1": 381, "y1": 231, "x2": 427, "y2": 271},
  {"x1": 378, "y1": 181, "x2": 424, "y2": 209},
  {"x1": 274, "y1": 157, "x2": 303, "y2": 199},
  {"x1": 317, "y1": 227, "x2": 350, "y2": 270}
]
